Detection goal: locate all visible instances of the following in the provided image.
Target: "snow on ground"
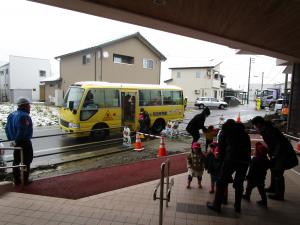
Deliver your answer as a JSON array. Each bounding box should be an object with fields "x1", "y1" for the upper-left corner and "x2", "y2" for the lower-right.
[{"x1": 0, "y1": 103, "x2": 59, "y2": 129}]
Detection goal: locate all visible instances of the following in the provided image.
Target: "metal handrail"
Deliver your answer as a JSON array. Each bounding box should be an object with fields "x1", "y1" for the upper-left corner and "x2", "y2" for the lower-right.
[
  {"x1": 153, "y1": 159, "x2": 174, "y2": 225},
  {"x1": 0, "y1": 147, "x2": 26, "y2": 186},
  {"x1": 284, "y1": 133, "x2": 300, "y2": 142}
]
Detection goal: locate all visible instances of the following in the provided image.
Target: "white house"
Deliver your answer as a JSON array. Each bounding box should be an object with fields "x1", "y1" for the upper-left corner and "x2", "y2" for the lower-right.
[
  {"x1": 164, "y1": 63, "x2": 226, "y2": 102},
  {"x1": 0, "y1": 56, "x2": 51, "y2": 103}
]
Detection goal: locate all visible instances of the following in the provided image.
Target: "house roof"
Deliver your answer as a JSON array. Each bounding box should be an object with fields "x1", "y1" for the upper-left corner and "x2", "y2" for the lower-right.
[
  {"x1": 169, "y1": 66, "x2": 215, "y2": 70},
  {"x1": 55, "y1": 32, "x2": 167, "y2": 61},
  {"x1": 40, "y1": 76, "x2": 61, "y2": 83}
]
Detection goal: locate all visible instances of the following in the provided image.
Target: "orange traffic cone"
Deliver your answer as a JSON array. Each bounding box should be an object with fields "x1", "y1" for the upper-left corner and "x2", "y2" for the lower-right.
[
  {"x1": 134, "y1": 133, "x2": 144, "y2": 151},
  {"x1": 236, "y1": 112, "x2": 241, "y2": 123},
  {"x1": 157, "y1": 136, "x2": 167, "y2": 157}
]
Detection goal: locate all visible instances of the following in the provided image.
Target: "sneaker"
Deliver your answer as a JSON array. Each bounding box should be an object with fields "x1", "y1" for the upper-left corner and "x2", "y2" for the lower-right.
[
  {"x1": 209, "y1": 189, "x2": 214, "y2": 194},
  {"x1": 198, "y1": 184, "x2": 203, "y2": 189},
  {"x1": 206, "y1": 202, "x2": 221, "y2": 213},
  {"x1": 242, "y1": 195, "x2": 250, "y2": 201},
  {"x1": 256, "y1": 200, "x2": 268, "y2": 208}
]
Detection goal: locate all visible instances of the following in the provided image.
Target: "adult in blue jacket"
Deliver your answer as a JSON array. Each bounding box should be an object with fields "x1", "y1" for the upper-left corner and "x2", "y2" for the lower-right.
[{"x1": 5, "y1": 97, "x2": 33, "y2": 185}]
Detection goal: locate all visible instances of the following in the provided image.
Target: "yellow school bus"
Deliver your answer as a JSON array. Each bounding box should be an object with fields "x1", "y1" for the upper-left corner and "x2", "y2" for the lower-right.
[{"x1": 59, "y1": 81, "x2": 184, "y2": 138}]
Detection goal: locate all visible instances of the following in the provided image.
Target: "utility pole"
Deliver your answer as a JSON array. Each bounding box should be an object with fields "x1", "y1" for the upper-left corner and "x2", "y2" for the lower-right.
[
  {"x1": 247, "y1": 57, "x2": 255, "y2": 104},
  {"x1": 261, "y1": 72, "x2": 264, "y2": 91}
]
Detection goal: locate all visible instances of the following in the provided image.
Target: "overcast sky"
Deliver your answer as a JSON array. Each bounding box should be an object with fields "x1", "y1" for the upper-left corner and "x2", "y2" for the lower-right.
[{"x1": 0, "y1": 0, "x2": 287, "y2": 90}]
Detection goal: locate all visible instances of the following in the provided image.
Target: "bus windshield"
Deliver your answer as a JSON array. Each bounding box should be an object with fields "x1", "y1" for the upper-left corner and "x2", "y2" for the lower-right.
[{"x1": 63, "y1": 87, "x2": 84, "y2": 110}]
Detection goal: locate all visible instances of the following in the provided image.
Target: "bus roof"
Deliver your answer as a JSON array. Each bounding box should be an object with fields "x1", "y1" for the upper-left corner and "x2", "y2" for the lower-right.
[{"x1": 72, "y1": 81, "x2": 182, "y2": 90}]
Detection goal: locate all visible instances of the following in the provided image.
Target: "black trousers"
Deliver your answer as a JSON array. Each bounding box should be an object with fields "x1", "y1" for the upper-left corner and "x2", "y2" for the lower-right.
[
  {"x1": 213, "y1": 161, "x2": 248, "y2": 210},
  {"x1": 188, "y1": 130, "x2": 200, "y2": 143},
  {"x1": 245, "y1": 180, "x2": 267, "y2": 202},
  {"x1": 271, "y1": 169, "x2": 285, "y2": 198},
  {"x1": 13, "y1": 140, "x2": 33, "y2": 184}
]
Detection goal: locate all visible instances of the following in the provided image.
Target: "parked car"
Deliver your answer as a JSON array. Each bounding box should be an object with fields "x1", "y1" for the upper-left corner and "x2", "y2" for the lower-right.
[
  {"x1": 194, "y1": 97, "x2": 228, "y2": 109},
  {"x1": 224, "y1": 96, "x2": 241, "y2": 106},
  {"x1": 274, "y1": 98, "x2": 289, "y2": 114}
]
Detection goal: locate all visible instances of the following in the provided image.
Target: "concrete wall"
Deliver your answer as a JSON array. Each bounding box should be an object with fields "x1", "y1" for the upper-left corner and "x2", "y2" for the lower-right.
[
  {"x1": 9, "y1": 56, "x2": 51, "y2": 101},
  {"x1": 166, "y1": 67, "x2": 224, "y2": 102},
  {"x1": 0, "y1": 64, "x2": 9, "y2": 102},
  {"x1": 101, "y1": 38, "x2": 160, "y2": 84},
  {"x1": 10, "y1": 89, "x2": 32, "y2": 104},
  {"x1": 60, "y1": 37, "x2": 161, "y2": 94},
  {"x1": 288, "y1": 64, "x2": 300, "y2": 135},
  {"x1": 60, "y1": 53, "x2": 95, "y2": 95}
]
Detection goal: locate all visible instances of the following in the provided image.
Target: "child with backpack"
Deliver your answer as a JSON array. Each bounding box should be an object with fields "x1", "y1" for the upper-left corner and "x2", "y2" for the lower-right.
[
  {"x1": 205, "y1": 142, "x2": 230, "y2": 204},
  {"x1": 242, "y1": 142, "x2": 270, "y2": 208},
  {"x1": 187, "y1": 142, "x2": 205, "y2": 189}
]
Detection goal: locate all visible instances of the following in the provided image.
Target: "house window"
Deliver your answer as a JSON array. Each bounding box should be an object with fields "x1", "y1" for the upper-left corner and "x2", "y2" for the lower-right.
[
  {"x1": 113, "y1": 54, "x2": 134, "y2": 64},
  {"x1": 33, "y1": 88, "x2": 36, "y2": 91},
  {"x1": 82, "y1": 54, "x2": 91, "y2": 64},
  {"x1": 196, "y1": 72, "x2": 201, "y2": 78},
  {"x1": 143, "y1": 59, "x2": 154, "y2": 69},
  {"x1": 214, "y1": 73, "x2": 219, "y2": 79},
  {"x1": 39, "y1": 70, "x2": 46, "y2": 77},
  {"x1": 5, "y1": 69, "x2": 9, "y2": 74},
  {"x1": 176, "y1": 72, "x2": 181, "y2": 78},
  {"x1": 207, "y1": 70, "x2": 212, "y2": 78}
]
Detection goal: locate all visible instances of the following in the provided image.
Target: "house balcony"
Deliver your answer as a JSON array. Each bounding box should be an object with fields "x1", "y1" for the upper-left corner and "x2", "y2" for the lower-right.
[{"x1": 221, "y1": 82, "x2": 227, "y2": 88}]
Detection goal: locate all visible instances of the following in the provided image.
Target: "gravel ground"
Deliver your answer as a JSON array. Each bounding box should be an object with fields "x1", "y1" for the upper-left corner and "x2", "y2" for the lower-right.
[{"x1": 29, "y1": 136, "x2": 193, "y2": 180}]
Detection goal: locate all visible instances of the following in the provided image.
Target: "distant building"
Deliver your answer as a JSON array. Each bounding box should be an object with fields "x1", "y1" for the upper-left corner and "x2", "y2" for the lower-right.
[
  {"x1": 0, "y1": 55, "x2": 51, "y2": 103},
  {"x1": 40, "y1": 75, "x2": 63, "y2": 106},
  {"x1": 164, "y1": 63, "x2": 226, "y2": 102},
  {"x1": 55, "y1": 32, "x2": 166, "y2": 95}
]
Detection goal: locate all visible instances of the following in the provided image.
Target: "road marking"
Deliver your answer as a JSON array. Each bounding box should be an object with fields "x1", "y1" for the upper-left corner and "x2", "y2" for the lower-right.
[{"x1": 291, "y1": 169, "x2": 300, "y2": 176}]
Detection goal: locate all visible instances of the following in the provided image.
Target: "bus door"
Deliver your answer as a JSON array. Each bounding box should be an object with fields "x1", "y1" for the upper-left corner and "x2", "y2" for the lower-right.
[{"x1": 121, "y1": 91, "x2": 137, "y2": 129}]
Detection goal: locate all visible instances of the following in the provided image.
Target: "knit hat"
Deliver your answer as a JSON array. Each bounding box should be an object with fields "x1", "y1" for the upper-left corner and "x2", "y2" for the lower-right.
[
  {"x1": 17, "y1": 97, "x2": 31, "y2": 106},
  {"x1": 191, "y1": 142, "x2": 201, "y2": 149}
]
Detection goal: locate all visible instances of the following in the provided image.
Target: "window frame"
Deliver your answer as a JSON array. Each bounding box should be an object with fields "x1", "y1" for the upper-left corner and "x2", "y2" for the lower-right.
[
  {"x1": 82, "y1": 53, "x2": 91, "y2": 65},
  {"x1": 113, "y1": 54, "x2": 134, "y2": 65},
  {"x1": 143, "y1": 58, "x2": 154, "y2": 69}
]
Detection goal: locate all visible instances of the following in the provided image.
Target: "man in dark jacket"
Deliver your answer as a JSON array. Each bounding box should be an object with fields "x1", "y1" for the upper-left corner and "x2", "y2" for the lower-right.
[
  {"x1": 5, "y1": 97, "x2": 33, "y2": 185},
  {"x1": 252, "y1": 116, "x2": 298, "y2": 201},
  {"x1": 186, "y1": 107, "x2": 210, "y2": 143},
  {"x1": 207, "y1": 120, "x2": 251, "y2": 213}
]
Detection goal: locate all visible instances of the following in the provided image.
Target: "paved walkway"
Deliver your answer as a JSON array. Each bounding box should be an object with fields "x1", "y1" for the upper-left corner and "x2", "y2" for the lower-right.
[{"x1": 0, "y1": 167, "x2": 299, "y2": 225}]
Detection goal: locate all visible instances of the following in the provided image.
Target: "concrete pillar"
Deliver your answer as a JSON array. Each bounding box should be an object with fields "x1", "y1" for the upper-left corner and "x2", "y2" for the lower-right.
[{"x1": 287, "y1": 63, "x2": 300, "y2": 135}]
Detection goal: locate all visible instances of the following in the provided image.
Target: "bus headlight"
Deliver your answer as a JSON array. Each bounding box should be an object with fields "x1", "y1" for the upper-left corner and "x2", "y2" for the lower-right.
[{"x1": 69, "y1": 123, "x2": 80, "y2": 129}]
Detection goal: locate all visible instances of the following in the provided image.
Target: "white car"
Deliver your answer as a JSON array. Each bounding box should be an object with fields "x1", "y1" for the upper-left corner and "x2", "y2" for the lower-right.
[
  {"x1": 194, "y1": 97, "x2": 228, "y2": 109},
  {"x1": 274, "y1": 99, "x2": 283, "y2": 114}
]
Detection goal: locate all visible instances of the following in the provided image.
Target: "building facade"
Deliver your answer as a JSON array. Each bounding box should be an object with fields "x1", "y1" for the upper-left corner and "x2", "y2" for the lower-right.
[
  {"x1": 164, "y1": 64, "x2": 226, "y2": 102},
  {"x1": 0, "y1": 56, "x2": 51, "y2": 103},
  {"x1": 56, "y1": 32, "x2": 166, "y2": 95}
]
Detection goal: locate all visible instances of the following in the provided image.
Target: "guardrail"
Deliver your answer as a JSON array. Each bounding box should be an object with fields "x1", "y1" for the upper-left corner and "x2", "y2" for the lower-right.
[
  {"x1": 0, "y1": 147, "x2": 26, "y2": 186},
  {"x1": 153, "y1": 159, "x2": 174, "y2": 225}
]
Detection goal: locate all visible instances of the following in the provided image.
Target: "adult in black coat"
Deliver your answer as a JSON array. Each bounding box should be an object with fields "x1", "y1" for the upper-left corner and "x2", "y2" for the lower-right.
[
  {"x1": 186, "y1": 107, "x2": 210, "y2": 143},
  {"x1": 251, "y1": 116, "x2": 298, "y2": 201},
  {"x1": 207, "y1": 119, "x2": 251, "y2": 213}
]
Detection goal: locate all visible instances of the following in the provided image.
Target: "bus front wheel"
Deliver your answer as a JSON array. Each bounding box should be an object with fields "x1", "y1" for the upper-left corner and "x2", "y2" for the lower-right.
[
  {"x1": 151, "y1": 119, "x2": 166, "y2": 135},
  {"x1": 91, "y1": 123, "x2": 109, "y2": 140}
]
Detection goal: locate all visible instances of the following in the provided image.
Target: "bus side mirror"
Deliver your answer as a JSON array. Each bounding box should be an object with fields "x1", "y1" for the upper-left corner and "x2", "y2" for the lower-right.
[{"x1": 69, "y1": 101, "x2": 74, "y2": 111}]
